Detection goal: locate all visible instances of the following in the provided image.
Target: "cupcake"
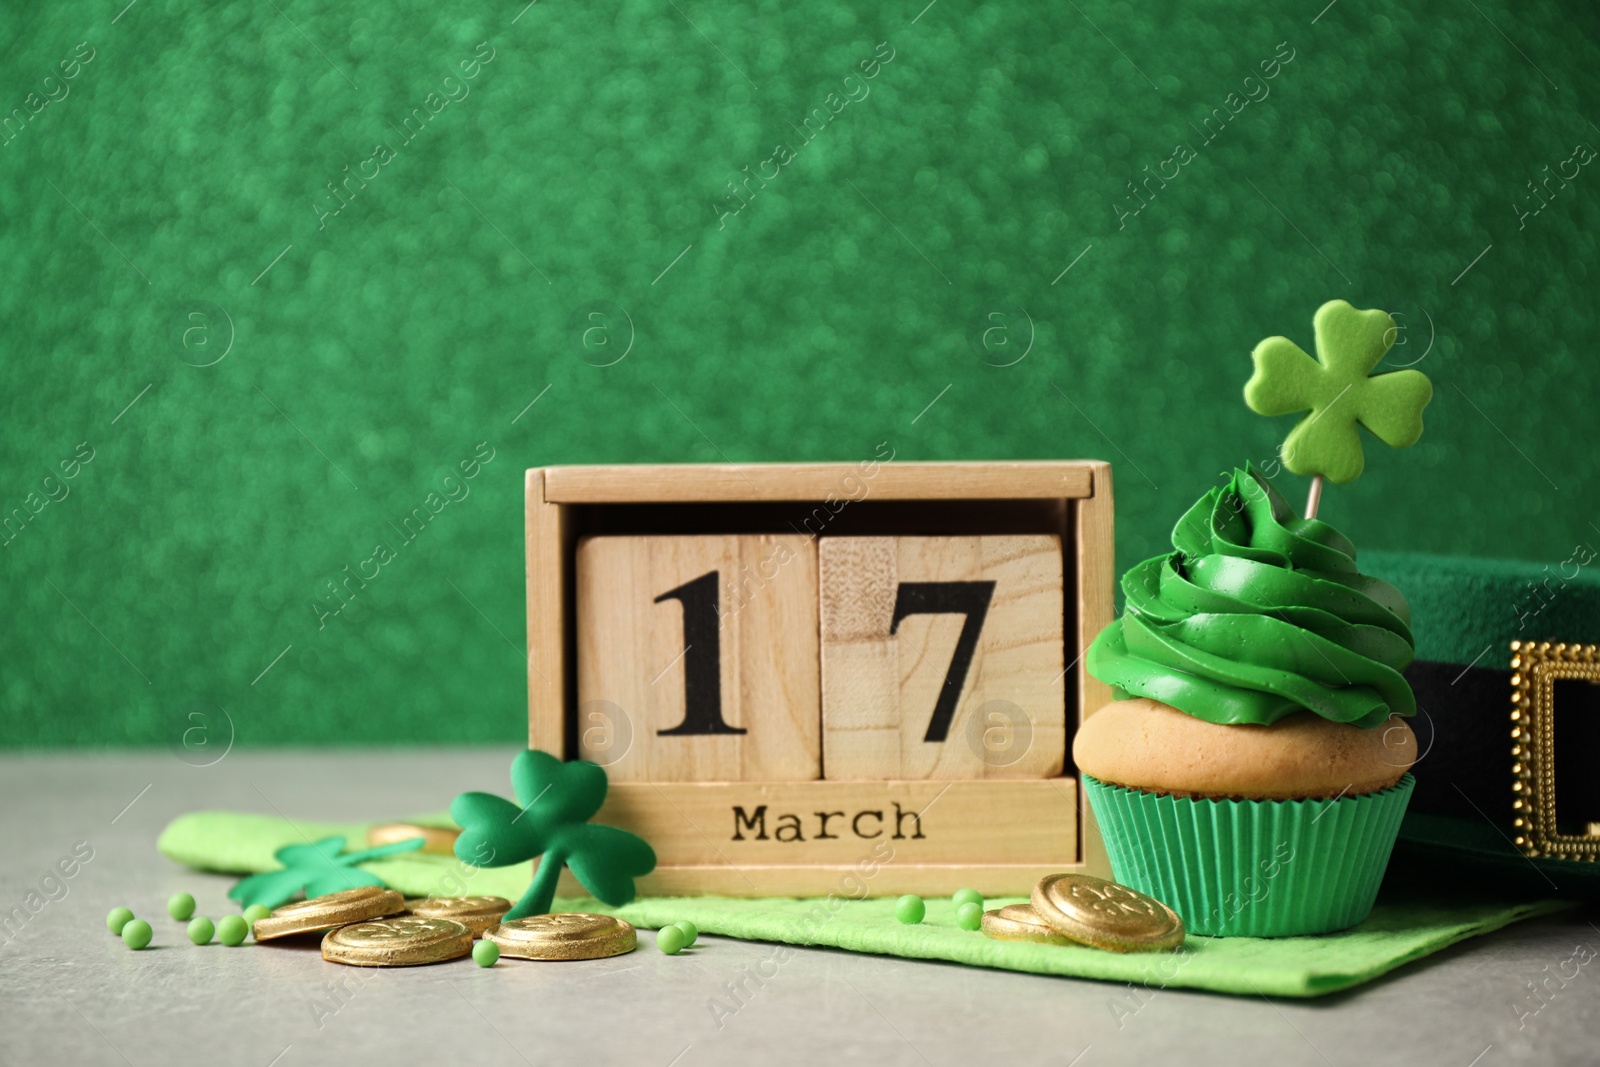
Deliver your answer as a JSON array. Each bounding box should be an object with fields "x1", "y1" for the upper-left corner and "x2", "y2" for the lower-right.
[{"x1": 1075, "y1": 465, "x2": 1418, "y2": 937}]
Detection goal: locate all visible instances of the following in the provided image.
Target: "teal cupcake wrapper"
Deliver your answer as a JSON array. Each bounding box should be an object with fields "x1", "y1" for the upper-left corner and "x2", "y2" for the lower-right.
[{"x1": 1083, "y1": 774, "x2": 1415, "y2": 937}]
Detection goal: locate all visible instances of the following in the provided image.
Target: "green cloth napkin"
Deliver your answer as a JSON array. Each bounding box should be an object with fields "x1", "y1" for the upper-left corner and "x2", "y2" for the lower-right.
[{"x1": 158, "y1": 810, "x2": 1570, "y2": 998}]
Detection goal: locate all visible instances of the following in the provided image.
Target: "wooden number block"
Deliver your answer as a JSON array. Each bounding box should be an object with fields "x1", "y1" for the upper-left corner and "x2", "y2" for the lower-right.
[
  {"x1": 576, "y1": 535, "x2": 820, "y2": 781},
  {"x1": 819, "y1": 535, "x2": 1065, "y2": 779}
]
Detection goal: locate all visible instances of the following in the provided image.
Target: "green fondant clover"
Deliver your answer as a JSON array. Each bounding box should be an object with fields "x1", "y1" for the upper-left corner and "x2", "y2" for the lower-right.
[
  {"x1": 1245, "y1": 299, "x2": 1433, "y2": 484},
  {"x1": 451, "y1": 749, "x2": 656, "y2": 921},
  {"x1": 228, "y1": 834, "x2": 425, "y2": 910}
]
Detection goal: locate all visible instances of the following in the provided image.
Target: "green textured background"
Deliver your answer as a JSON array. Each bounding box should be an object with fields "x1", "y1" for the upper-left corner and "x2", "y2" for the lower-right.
[{"x1": 3, "y1": 1, "x2": 1596, "y2": 747}]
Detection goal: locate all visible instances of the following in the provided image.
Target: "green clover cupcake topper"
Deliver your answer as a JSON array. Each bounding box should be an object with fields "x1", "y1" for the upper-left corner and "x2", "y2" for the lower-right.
[
  {"x1": 451, "y1": 749, "x2": 656, "y2": 921},
  {"x1": 1245, "y1": 299, "x2": 1432, "y2": 515}
]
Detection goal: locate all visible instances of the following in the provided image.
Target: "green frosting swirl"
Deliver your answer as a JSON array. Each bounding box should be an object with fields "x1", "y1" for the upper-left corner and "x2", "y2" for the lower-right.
[{"x1": 1087, "y1": 465, "x2": 1416, "y2": 728}]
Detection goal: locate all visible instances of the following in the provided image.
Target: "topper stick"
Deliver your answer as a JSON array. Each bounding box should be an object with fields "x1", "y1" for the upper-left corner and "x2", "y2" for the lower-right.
[{"x1": 1304, "y1": 475, "x2": 1324, "y2": 520}]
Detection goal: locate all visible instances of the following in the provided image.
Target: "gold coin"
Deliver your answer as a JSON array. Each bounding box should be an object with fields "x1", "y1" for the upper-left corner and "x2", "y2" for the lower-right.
[
  {"x1": 322, "y1": 916, "x2": 473, "y2": 967},
  {"x1": 484, "y1": 913, "x2": 637, "y2": 961},
  {"x1": 366, "y1": 822, "x2": 461, "y2": 856},
  {"x1": 980, "y1": 904, "x2": 1074, "y2": 946},
  {"x1": 253, "y1": 886, "x2": 407, "y2": 941},
  {"x1": 1030, "y1": 874, "x2": 1185, "y2": 953},
  {"x1": 404, "y1": 896, "x2": 512, "y2": 936}
]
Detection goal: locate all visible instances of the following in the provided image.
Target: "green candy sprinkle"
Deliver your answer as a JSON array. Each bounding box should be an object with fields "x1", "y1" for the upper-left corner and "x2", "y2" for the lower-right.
[
  {"x1": 656, "y1": 925, "x2": 687, "y2": 955},
  {"x1": 121, "y1": 919, "x2": 152, "y2": 950},
  {"x1": 242, "y1": 904, "x2": 272, "y2": 923},
  {"x1": 473, "y1": 940, "x2": 500, "y2": 967},
  {"x1": 895, "y1": 895, "x2": 926, "y2": 925},
  {"x1": 167, "y1": 893, "x2": 196, "y2": 921},
  {"x1": 952, "y1": 888, "x2": 983, "y2": 909},
  {"x1": 673, "y1": 920, "x2": 698, "y2": 947},
  {"x1": 217, "y1": 915, "x2": 249, "y2": 946},
  {"x1": 955, "y1": 902, "x2": 983, "y2": 931},
  {"x1": 187, "y1": 917, "x2": 215, "y2": 945},
  {"x1": 106, "y1": 907, "x2": 135, "y2": 935}
]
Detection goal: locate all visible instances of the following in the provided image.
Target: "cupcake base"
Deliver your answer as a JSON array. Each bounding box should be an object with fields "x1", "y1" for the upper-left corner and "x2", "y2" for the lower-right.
[{"x1": 1083, "y1": 773, "x2": 1415, "y2": 937}]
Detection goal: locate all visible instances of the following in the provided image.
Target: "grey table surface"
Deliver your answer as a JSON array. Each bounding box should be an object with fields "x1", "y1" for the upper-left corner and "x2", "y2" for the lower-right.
[{"x1": 2, "y1": 748, "x2": 1596, "y2": 1067}]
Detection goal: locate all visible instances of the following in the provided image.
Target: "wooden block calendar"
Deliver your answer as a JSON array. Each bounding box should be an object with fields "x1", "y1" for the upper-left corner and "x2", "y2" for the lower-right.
[{"x1": 526, "y1": 461, "x2": 1115, "y2": 896}]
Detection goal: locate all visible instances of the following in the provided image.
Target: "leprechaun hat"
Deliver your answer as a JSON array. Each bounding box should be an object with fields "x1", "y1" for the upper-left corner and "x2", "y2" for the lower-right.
[{"x1": 1365, "y1": 549, "x2": 1600, "y2": 895}]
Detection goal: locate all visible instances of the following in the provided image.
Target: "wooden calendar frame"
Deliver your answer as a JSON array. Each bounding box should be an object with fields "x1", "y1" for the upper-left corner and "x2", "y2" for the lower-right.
[{"x1": 526, "y1": 461, "x2": 1115, "y2": 896}]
